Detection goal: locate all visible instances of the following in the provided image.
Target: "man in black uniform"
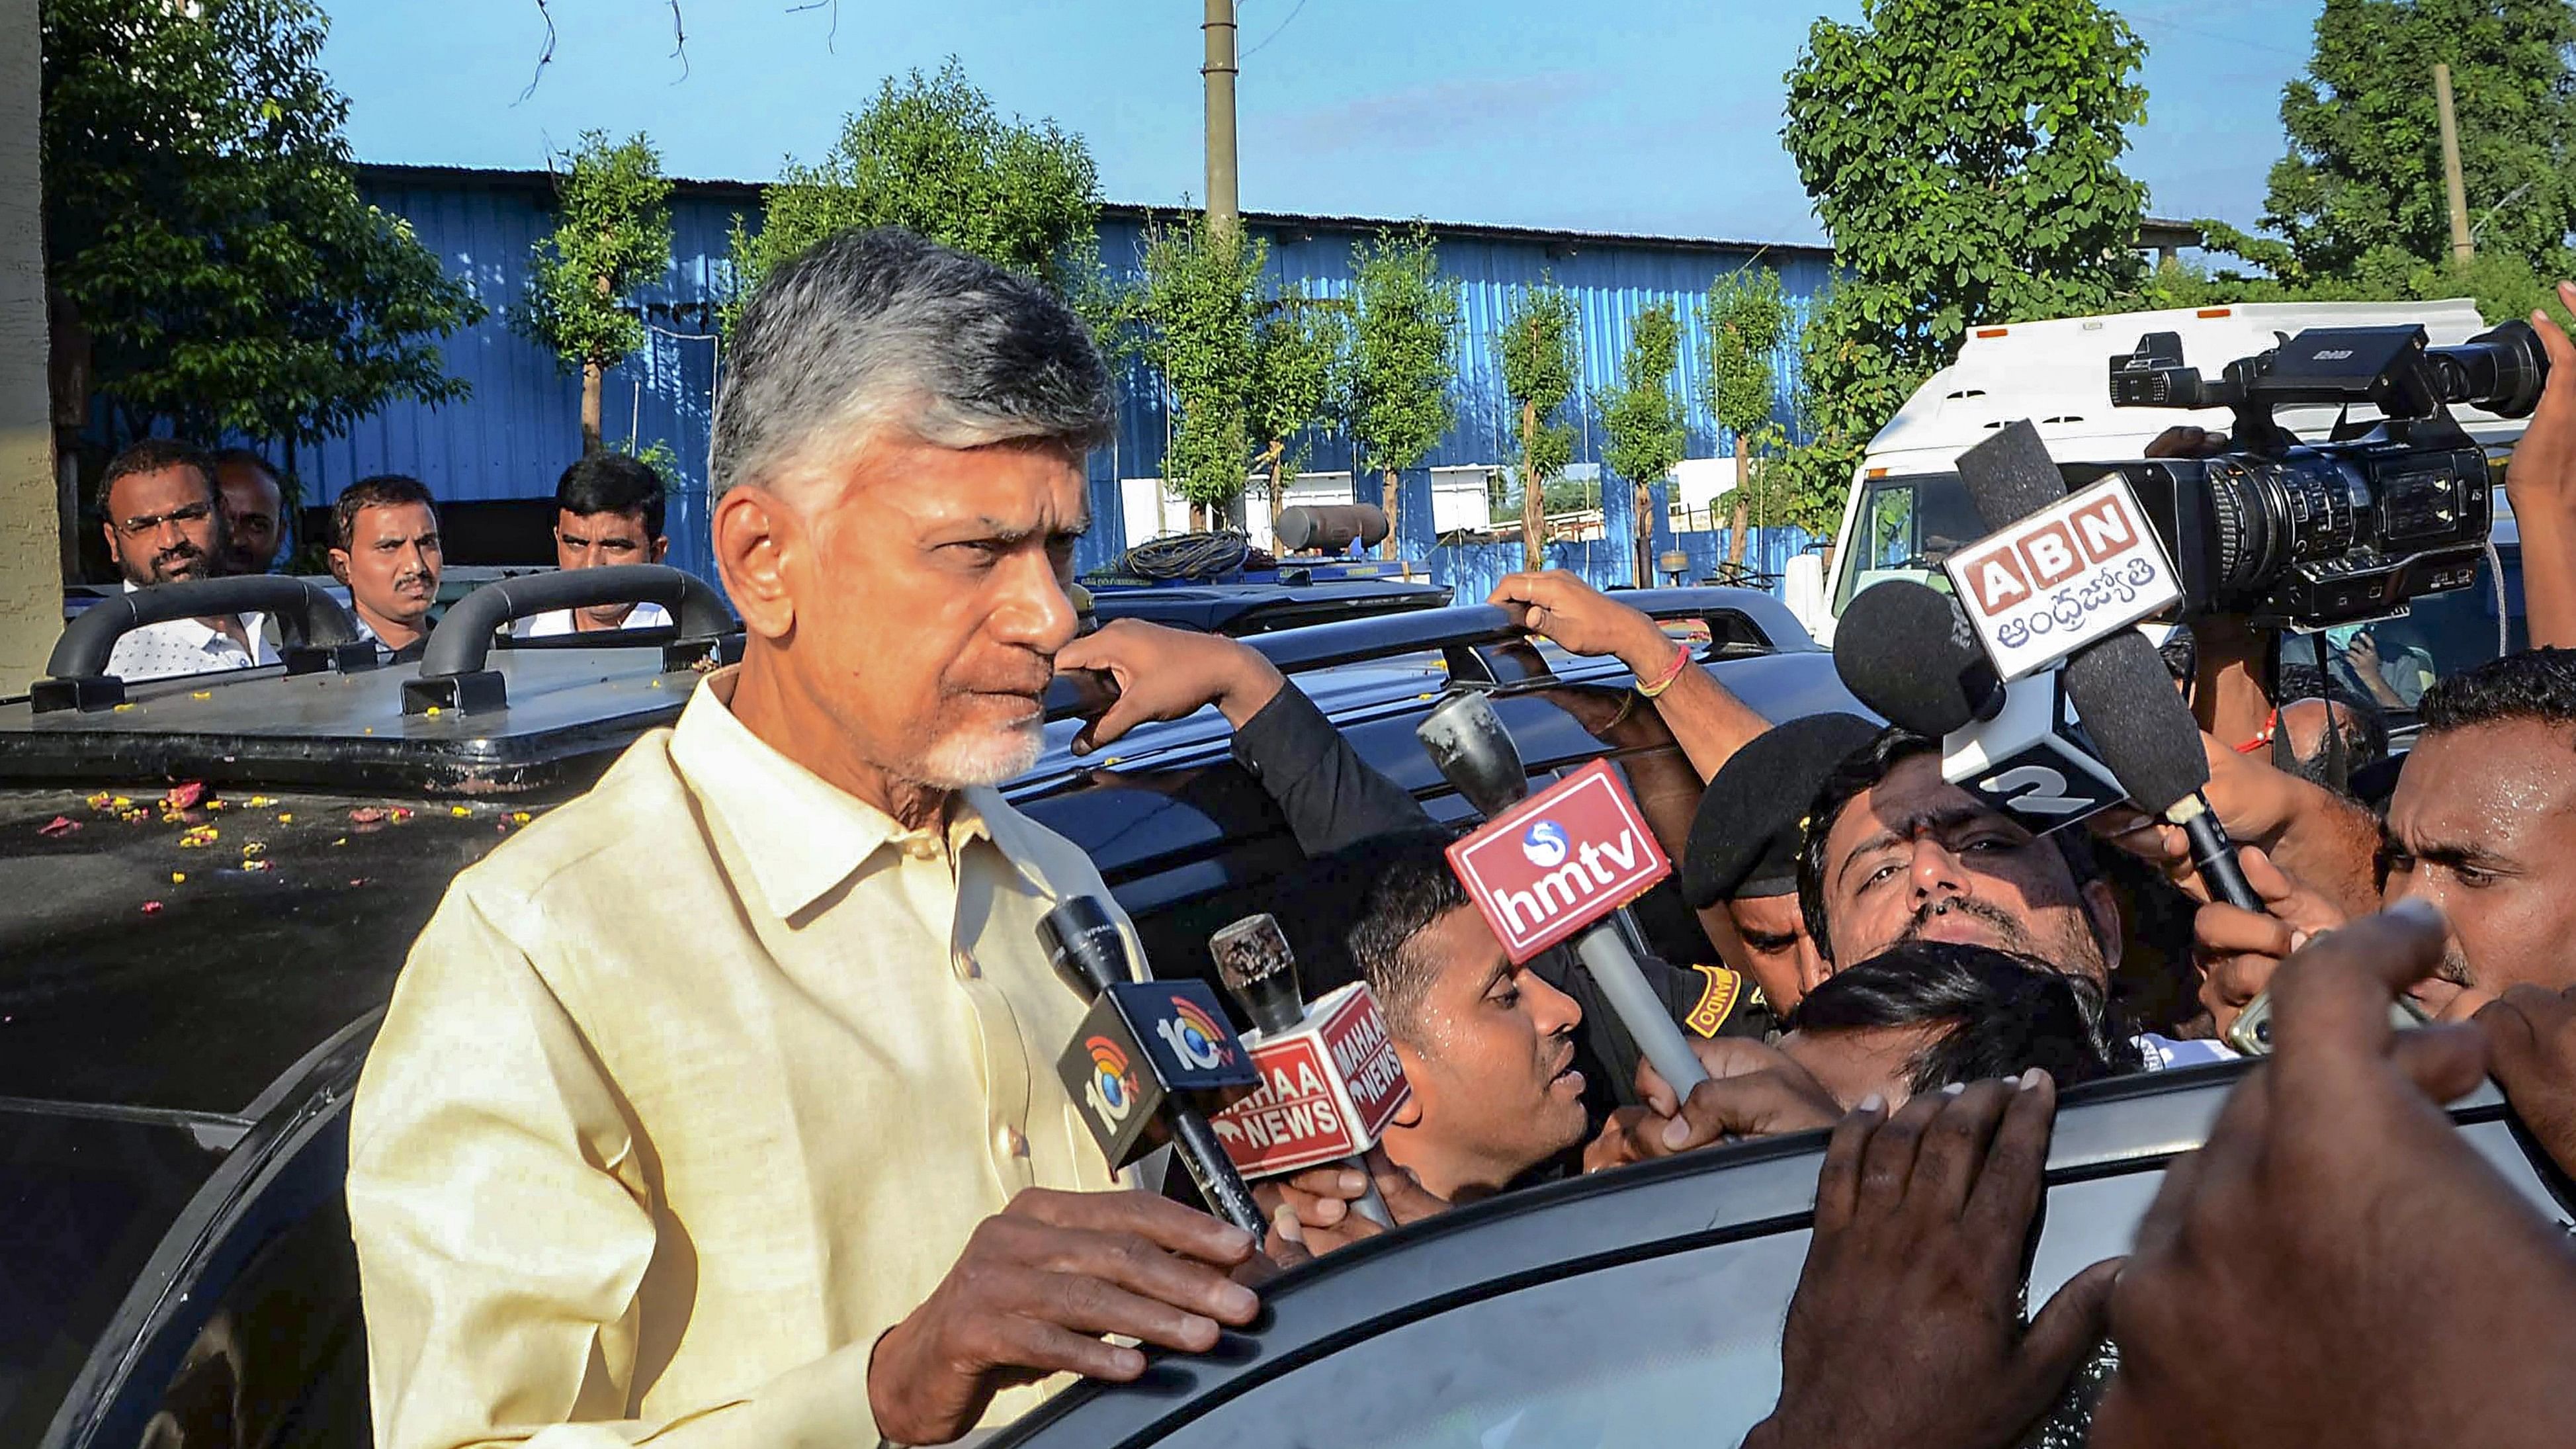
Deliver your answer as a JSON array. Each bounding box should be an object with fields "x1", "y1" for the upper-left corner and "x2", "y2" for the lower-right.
[{"x1": 1680, "y1": 712, "x2": 1883, "y2": 1021}]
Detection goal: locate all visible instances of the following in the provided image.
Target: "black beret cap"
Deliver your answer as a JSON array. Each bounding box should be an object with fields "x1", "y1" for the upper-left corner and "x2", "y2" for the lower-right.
[{"x1": 1682, "y1": 712, "x2": 1883, "y2": 908}]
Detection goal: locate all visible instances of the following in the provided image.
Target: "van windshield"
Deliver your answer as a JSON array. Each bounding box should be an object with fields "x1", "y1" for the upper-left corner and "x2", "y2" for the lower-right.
[{"x1": 1834, "y1": 472, "x2": 1987, "y2": 613}]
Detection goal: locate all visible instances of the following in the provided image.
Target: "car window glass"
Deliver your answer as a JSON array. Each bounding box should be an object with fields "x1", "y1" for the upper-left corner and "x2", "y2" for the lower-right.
[{"x1": 2312, "y1": 546, "x2": 2521, "y2": 715}]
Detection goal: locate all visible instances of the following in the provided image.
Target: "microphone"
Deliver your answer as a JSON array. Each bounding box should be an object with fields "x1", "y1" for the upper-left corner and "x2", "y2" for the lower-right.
[
  {"x1": 1039, "y1": 897, "x2": 1267, "y2": 1236},
  {"x1": 1415, "y1": 693, "x2": 1710, "y2": 1097},
  {"x1": 1834, "y1": 577, "x2": 2004, "y2": 736},
  {"x1": 1952, "y1": 423, "x2": 2261, "y2": 911},
  {"x1": 1207, "y1": 913, "x2": 1407, "y2": 1227},
  {"x1": 1834, "y1": 580, "x2": 2124, "y2": 835}
]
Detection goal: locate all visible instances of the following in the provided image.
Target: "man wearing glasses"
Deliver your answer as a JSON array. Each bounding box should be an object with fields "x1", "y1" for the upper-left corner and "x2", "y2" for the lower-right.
[{"x1": 96, "y1": 439, "x2": 280, "y2": 682}]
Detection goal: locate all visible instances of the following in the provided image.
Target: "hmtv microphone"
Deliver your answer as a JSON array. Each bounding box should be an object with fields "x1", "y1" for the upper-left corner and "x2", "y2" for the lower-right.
[
  {"x1": 1416, "y1": 692, "x2": 1709, "y2": 1099},
  {"x1": 1953, "y1": 421, "x2": 2260, "y2": 912},
  {"x1": 1833, "y1": 579, "x2": 2125, "y2": 834},
  {"x1": 1207, "y1": 913, "x2": 1407, "y2": 1228},
  {"x1": 1040, "y1": 897, "x2": 1266, "y2": 1237}
]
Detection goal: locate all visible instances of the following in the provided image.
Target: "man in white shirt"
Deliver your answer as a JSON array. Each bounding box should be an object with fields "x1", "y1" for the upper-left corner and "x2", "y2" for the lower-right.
[
  {"x1": 350, "y1": 228, "x2": 1263, "y2": 1449},
  {"x1": 96, "y1": 439, "x2": 280, "y2": 682},
  {"x1": 515, "y1": 451, "x2": 677, "y2": 638}
]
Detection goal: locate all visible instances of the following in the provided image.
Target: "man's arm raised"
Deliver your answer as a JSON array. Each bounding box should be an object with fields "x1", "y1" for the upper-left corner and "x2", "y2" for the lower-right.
[{"x1": 1486, "y1": 571, "x2": 1771, "y2": 783}]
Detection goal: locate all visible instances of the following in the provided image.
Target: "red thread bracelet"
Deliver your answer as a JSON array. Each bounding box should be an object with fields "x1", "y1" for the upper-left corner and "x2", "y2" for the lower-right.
[{"x1": 1635, "y1": 640, "x2": 1694, "y2": 698}]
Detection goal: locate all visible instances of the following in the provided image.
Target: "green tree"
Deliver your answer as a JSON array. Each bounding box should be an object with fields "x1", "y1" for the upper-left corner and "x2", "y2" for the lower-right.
[
  {"x1": 1701, "y1": 266, "x2": 1792, "y2": 566},
  {"x1": 1346, "y1": 226, "x2": 1461, "y2": 551},
  {"x1": 517, "y1": 130, "x2": 673, "y2": 455},
  {"x1": 724, "y1": 60, "x2": 1099, "y2": 331},
  {"x1": 40, "y1": 0, "x2": 481, "y2": 455},
  {"x1": 1596, "y1": 303, "x2": 1688, "y2": 588},
  {"x1": 1135, "y1": 214, "x2": 1263, "y2": 529},
  {"x1": 1779, "y1": 0, "x2": 2149, "y2": 521},
  {"x1": 1248, "y1": 288, "x2": 1349, "y2": 527},
  {"x1": 1497, "y1": 283, "x2": 1579, "y2": 570},
  {"x1": 1770, "y1": 286, "x2": 1922, "y2": 550},
  {"x1": 2213, "y1": 0, "x2": 2576, "y2": 283}
]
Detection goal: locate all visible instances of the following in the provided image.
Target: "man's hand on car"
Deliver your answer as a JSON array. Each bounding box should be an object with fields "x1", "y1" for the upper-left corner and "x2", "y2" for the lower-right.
[
  {"x1": 866, "y1": 1188, "x2": 1261, "y2": 1445},
  {"x1": 1582, "y1": 1037, "x2": 1841, "y2": 1170},
  {"x1": 1258, "y1": 1147, "x2": 1450, "y2": 1258},
  {"x1": 1741, "y1": 1075, "x2": 2120, "y2": 1449},
  {"x1": 2477, "y1": 983, "x2": 2576, "y2": 1182},
  {"x1": 1054, "y1": 619, "x2": 1287, "y2": 756},
  {"x1": 2092, "y1": 901, "x2": 2576, "y2": 1449},
  {"x1": 1487, "y1": 570, "x2": 1672, "y2": 675},
  {"x1": 2190, "y1": 845, "x2": 2348, "y2": 1041}
]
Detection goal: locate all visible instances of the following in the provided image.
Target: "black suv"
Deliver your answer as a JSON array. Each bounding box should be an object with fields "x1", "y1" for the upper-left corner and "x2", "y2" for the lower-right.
[{"x1": 3, "y1": 566, "x2": 2563, "y2": 1449}]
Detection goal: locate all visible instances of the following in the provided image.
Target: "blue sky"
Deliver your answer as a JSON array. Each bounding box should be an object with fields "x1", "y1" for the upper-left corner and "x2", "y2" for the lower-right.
[{"x1": 318, "y1": 0, "x2": 2322, "y2": 247}]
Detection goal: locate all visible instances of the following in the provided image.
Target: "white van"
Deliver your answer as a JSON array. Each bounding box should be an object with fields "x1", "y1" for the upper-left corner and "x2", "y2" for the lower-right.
[{"x1": 1801, "y1": 298, "x2": 2531, "y2": 646}]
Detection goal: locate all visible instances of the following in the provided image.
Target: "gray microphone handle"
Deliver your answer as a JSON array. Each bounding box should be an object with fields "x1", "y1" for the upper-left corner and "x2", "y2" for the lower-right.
[
  {"x1": 1574, "y1": 926, "x2": 1710, "y2": 1098},
  {"x1": 1348, "y1": 1171, "x2": 1394, "y2": 1228}
]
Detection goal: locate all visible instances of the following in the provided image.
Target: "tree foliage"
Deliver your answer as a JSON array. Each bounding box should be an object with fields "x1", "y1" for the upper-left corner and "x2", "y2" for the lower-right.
[
  {"x1": 1135, "y1": 215, "x2": 1264, "y2": 521},
  {"x1": 1701, "y1": 266, "x2": 1793, "y2": 562},
  {"x1": 1497, "y1": 283, "x2": 1579, "y2": 568},
  {"x1": 1769, "y1": 287, "x2": 1924, "y2": 541},
  {"x1": 1248, "y1": 289, "x2": 1349, "y2": 522},
  {"x1": 2221, "y1": 0, "x2": 2576, "y2": 283},
  {"x1": 1774, "y1": 0, "x2": 2149, "y2": 550},
  {"x1": 517, "y1": 130, "x2": 673, "y2": 453},
  {"x1": 1346, "y1": 227, "x2": 1461, "y2": 547},
  {"x1": 1782, "y1": 0, "x2": 2149, "y2": 365},
  {"x1": 724, "y1": 60, "x2": 1099, "y2": 331},
  {"x1": 1596, "y1": 303, "x2": 1687, "y2": 586},
  {"x1": 40, "y1": 0, "x2": 482, "y2": 450}
]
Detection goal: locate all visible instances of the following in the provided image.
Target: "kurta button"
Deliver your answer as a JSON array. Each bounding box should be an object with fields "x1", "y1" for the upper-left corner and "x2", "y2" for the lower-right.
[
  {"x1": 957, "y1": 950, "x2": 982, "y2": 979},
  {"x1": 1001, "y1": 1125, "x2": 1029, "y2": 1157},
  {"x1": 904, "y1": 837, "x2": 937, "y2": 861}
]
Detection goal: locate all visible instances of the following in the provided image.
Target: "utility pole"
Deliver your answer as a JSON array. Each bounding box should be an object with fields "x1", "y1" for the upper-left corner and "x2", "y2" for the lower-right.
[
  {"x1": 2435, "y1": 62, "x2": 2475, "y2": 265},
  {"x1": 1203, "y1": 0, "x2": 1239, "y2": 243}
]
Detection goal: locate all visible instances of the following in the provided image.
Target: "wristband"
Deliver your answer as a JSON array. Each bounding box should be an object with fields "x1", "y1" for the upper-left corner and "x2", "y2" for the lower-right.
[{"x1": 1635, "y1": 640, "x2": 1694, "y2": 699}]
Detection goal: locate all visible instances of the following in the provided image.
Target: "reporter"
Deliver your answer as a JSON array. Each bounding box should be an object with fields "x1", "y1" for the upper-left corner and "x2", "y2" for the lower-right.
[
  {"x1": 2094, "y1": 900, "x2": 2576, "y2": 1449},
  {"x1": 2190, "y1": 649, "x2": 2576, "y2": 1028},
  {"x1": 1742, "y1": 1075, "x2": 2120, "y2": 1449}
]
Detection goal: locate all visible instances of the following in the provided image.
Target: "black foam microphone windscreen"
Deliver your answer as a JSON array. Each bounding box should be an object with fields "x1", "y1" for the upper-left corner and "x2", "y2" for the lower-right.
[
  {"x1": 2062, "y1": 631, "x2": 2212, "y2": 815},
  {"x1": 1956, "y1": 418, "x2": 2070, "y2": 531},
  {"x1": 1955, "y1": 417, "x2": 2211, "y2": 817},
  {"x1": 1833, "y1": 580, "x2": 2002, "y2": 737}
]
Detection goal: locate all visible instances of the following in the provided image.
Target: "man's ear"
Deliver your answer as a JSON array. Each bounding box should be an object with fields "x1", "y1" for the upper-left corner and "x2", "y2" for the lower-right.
[
  {"x1": 1390, "y1": 1041, "x2": 1428, "y2": 1129},
  {"x1": 101, "y1": 523, "x2": 122, "y2": 572},
  {"x1": 325, "y1": 548, "x2": 351, "y2": 587},
  {"x1": 2083, "y1": 877, "x2": 2124, "y2": 972},
  {"x1": 712, "y1": 486, "x2": 796, "y2": 640},
  {"x1": 650, "y1": 536, "x2": 669, "y2": 565}
]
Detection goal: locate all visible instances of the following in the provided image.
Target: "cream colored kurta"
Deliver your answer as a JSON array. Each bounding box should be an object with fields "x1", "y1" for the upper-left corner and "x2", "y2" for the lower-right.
[{"x1": 348, "y1": 668, "x2": 1135, "y2": 1448}]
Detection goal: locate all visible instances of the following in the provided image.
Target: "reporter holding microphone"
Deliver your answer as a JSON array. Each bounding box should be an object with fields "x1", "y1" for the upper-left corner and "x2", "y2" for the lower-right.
[{"x1": 347, "y1": 232, "x2": 1260, "y2": 1449}]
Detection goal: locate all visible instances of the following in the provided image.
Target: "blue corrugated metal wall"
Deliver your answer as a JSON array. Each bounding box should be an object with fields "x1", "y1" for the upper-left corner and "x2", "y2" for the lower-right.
[{"x1": 313, "y1": 170, "x2": 1834, "y2": 584}]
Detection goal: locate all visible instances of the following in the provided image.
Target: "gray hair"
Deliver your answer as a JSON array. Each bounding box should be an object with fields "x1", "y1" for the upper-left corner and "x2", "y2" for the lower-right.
[{"x1": 711, "y1": 227, "x2": 1116, "y2": 499}]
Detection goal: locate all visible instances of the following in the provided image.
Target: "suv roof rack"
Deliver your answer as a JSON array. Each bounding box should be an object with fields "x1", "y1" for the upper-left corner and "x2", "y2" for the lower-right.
[
  {"x1": 1043, "y1": 585, "x2": 1808, "y2": 721},
  {"x1": 0, "y1": 566, "x2": 739, "y2": 797}
]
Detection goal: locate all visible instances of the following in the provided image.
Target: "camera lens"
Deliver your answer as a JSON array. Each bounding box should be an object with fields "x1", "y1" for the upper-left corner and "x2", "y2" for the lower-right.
[
  {"x1": 2204, "y1": 455, "x2": 2365, "y2": 605},
  {"x1": 2427, "y1": 319, "x2": 2550, "y2": 419}
]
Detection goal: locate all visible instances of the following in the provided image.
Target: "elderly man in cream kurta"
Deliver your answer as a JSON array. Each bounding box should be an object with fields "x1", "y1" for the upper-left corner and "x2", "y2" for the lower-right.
[{"x1": 347, "y1": 230, "x2": 1264, "y2": 1449}]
